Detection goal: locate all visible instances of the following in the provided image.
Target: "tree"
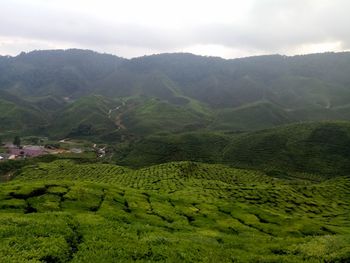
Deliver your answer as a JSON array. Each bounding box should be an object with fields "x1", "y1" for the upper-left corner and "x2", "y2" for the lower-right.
[
  {"x1": 13, "y1": 136, "x2": 21, "y2": 148},
  {"x1": 29, "y1": 137, "x2": 39, "y2": 145}
]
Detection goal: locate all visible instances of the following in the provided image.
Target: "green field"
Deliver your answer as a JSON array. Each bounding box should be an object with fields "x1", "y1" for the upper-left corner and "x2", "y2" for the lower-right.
[{"x1": 0, "y1": 160, "x2": 349, "y2": 262}]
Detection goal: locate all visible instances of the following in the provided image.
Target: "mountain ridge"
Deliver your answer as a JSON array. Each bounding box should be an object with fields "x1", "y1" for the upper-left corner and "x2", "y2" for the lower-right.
[{"x1": 2, "y1": 49, "x2": 350, "y2": 140}]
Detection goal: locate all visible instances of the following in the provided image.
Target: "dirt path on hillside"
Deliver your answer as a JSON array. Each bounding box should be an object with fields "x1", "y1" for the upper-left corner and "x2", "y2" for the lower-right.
[
  {"x1": 108, "y1": 101, "x2": 127, "y2": 130},
  {"x1": 115, "y1": 111, "x2": 126, "y2": 130}
]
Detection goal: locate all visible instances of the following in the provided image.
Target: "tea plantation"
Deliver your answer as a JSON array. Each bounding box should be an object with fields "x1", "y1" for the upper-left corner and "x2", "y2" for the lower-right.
[{"x1": 0, "y1": 160, "x2": 349, "y2": 262}]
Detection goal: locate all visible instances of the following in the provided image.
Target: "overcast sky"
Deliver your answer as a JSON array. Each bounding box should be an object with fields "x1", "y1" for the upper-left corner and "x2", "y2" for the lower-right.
[{"x1": 0, "y1": 0, "x2": 349, "y2": 58}]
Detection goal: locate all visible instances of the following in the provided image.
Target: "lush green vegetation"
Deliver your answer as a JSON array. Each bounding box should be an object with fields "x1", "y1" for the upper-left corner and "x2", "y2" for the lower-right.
[
  {"x1": 2, "y1": 50, "x2": 350, "y2": 139},
  {"x1": 115, "y1": 121, "x2": 350, "y2": 176},
  {"x1": 223, "y1": 121, "x2": 350, "y2": 175},
  {"x1": 122, "y1": 98, "x2": 212, "y2": 136},
  {"x1": 2, "y1": 49, "x2": 350, "y2": 262},
  {"x1": 0, "y1": 159, "x2": 349, "y2": 262},
  {"x1": 209, "y1": 102, "x2": 294, "y2": 131},
  {"x1": 47, "y1": 95, "x2": 121, "y2": 139}
]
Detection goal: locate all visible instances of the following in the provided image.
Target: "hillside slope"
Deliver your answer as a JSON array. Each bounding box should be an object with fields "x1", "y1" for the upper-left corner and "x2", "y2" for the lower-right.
[
  {"x1": 117, "y1": 121, "x2": 350, "y2": 175},
  {"x1": 47, "y1": 95, "x2": 120, "y2": 139},
  {"x1": 2, "y1": 50, "x2": 350, "y2": 137},
  {"x1": 223, "y1": 121, "x2": 350, "y2": 175},
  {"x1": 0, "y1": 90, "x2": 49, "y2": 134},
  {"x1": 2, "y1": 51, "x2": 350, "y2": 109},
  {"x1": 0, "y1": 160, "x2": 348, "y2": 262}
]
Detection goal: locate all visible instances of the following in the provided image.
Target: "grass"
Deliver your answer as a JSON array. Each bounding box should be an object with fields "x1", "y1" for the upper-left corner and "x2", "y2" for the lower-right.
[{"x1": 0, "y1": 159, "x2": 349, "y2": 262}]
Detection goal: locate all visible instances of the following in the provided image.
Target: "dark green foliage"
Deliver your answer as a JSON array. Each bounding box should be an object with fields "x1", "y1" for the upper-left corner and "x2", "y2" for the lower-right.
[
  {"x1": 117, "y1": 132, "x2": 230, "y2": 167},
  {"x1": 69, "y1": 124, "x2": 94, "y2": 136},
  {"x1": 223, "y1": 121, "x2": 350, "y2": 175},
  {"x1": 115, "y1": 121, "x2": 350, "y2": 175},
  {"x1": 13, "y1": 136, "x2": 21, "y2": 147},
  {"x1": 0, "y1": 49, "x2": 124, "y2": 98}
]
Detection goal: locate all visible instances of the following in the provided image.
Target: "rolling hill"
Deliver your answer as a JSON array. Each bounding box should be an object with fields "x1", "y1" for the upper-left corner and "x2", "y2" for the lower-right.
[
  {"x1": 2, "y1": 50, "x2": 350, "y2": 140},
  {"x1": 0, "y1": 159, "x2": 348, "y2": 262},
  {"x1": 0, "y1": 90, "x2": 48, "y2": 134},
  {"x1": 116, "y1": 121, "x2": 350, "y2": 176},
  {"x1": 47, "y1": 95, "x2": 120, "y2": 139}
]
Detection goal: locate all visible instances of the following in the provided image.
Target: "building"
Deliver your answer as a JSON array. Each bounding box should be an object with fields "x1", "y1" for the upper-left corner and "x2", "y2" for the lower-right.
[{"x1": 8, "y1": 145, "x2": 46, "y2": 158}]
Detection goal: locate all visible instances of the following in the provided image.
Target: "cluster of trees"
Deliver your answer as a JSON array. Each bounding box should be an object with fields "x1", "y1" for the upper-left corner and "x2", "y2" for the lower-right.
[{"x1": 13, "y1": 136, "x2": 21, "y2": 147}]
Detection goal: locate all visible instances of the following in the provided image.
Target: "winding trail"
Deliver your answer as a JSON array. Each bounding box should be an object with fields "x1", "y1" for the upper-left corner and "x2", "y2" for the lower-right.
[{"x1": 108, "y1": 100, "x2": 127, "y2": 130}]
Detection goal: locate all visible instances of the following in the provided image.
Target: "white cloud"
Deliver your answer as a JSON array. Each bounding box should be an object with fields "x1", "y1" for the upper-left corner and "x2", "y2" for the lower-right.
[{"x1": 0, "y1": 0, "x2": 349, "y2": 58}]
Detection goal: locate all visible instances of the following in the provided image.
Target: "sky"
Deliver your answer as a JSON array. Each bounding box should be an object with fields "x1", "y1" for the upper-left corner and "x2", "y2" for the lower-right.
[{"x1": 0, "y1": 0, "x2": 349, "y2": 59}]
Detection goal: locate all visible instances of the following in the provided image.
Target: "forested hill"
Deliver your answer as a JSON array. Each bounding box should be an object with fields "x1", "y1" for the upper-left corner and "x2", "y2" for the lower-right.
[
  {"x1": 1, "y1": 49, "x2": 350, "y2": 108},
  {"x1": 2, "y1": 49, "x2": 350, "y2": 138}
]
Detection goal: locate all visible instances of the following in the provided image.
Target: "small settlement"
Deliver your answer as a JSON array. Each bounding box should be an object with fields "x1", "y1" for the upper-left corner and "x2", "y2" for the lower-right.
[
  {"x1": 0, "y1": 139, "x2": 106, "y2": 161},
  {"x1": 0, "y1": 143, "x2": 58, "y2": 161}
]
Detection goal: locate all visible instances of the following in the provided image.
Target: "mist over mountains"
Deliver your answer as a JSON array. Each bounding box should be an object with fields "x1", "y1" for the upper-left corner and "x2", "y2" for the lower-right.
[{"x1": 1, "y1": 49, "x2": 350, "y2": 137}]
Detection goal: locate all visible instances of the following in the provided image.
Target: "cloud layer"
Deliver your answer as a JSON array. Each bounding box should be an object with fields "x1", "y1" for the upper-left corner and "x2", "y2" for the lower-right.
[{"x1": 0, "y1": 0, "x2": 349, "y2": 58}]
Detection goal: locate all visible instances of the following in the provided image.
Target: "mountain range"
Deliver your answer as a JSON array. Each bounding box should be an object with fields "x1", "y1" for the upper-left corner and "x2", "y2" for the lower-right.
[{"x1": 2, "y1": 49, "x2": 350, "y2": 139}]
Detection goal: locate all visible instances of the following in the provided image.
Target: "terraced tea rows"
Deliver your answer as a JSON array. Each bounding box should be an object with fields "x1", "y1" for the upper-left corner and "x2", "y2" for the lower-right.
[{"x1": 0, "y1": 160, "x2": 349, "y2": 262}]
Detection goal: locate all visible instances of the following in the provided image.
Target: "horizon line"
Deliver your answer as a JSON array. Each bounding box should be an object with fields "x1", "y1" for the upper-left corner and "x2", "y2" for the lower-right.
[{"x1": 1, "y1": 48, "x2": 350, "y2": 61}]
